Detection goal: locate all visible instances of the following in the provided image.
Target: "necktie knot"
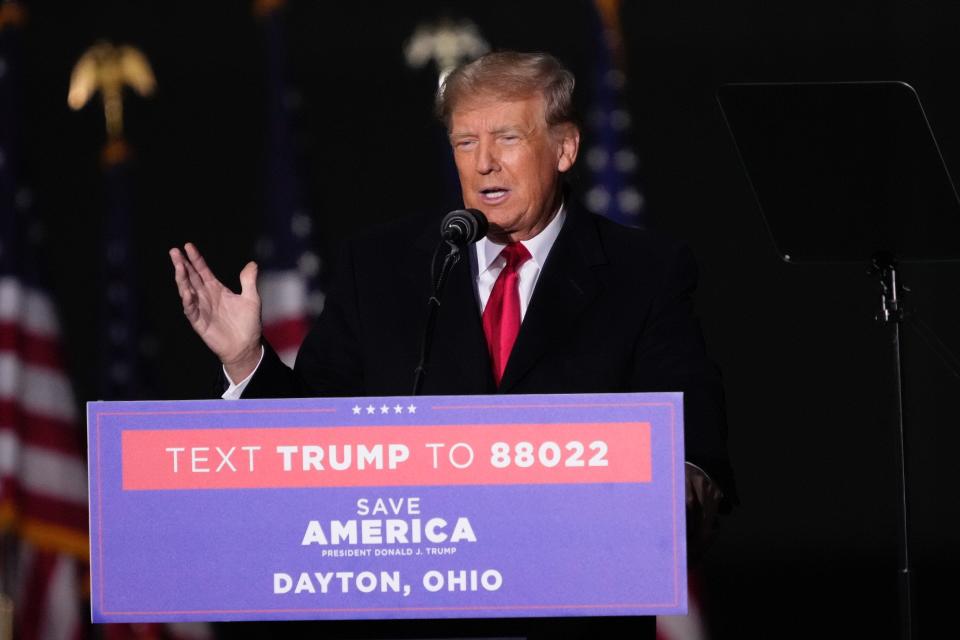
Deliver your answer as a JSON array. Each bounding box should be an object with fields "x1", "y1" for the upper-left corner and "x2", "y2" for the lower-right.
[{"x1": 500, "y1": 242, "x2": 531, "y2": 271}]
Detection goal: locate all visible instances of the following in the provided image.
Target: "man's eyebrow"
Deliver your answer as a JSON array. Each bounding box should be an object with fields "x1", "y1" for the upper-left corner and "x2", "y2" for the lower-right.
[
  {"x1": 490, "y1": 125, "x2": 526, "y2": 135},
  {"x1": 449, "y1": 124, "x2": 532, "y2": 141}
]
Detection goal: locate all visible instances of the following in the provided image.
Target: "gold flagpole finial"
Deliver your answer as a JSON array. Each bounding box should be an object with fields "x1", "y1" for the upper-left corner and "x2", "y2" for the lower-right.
[
  {"x1": 252, "y1": 0, "x2": 286, "y2": 19},
  {"x1": 594, "y1": 0, "x2": 625, "y2": 64},
  {"x1": 67, "y1": 41, "x2": 156, "y2": 142},
  {"x1": 0, "y1": 1, "x2": 27, "y2": 32},
  {"x1": 404, "y1": 18, "x2": 490, "y2": 87}
]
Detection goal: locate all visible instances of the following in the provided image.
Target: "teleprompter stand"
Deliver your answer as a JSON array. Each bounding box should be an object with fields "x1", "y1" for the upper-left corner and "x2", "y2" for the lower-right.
[{"x1": 718, "y1": 81, "x2": 960, "y2": 640}]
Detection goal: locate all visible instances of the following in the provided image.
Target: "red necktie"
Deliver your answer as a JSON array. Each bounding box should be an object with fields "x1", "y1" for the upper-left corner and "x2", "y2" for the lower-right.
[{"x1": 482, "y1": 242, "x2": 532, "y2": 386}]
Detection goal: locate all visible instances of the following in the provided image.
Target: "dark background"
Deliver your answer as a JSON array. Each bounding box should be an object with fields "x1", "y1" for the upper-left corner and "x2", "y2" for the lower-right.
[{"x1": 15, "y1": 1, "x2": 960, "y2": 637}]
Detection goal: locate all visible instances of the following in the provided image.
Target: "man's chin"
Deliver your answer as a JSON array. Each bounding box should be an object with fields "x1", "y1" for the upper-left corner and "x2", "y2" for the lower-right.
[{"x1": 484, "y1": 222, "x2": 512, "y2": 244}]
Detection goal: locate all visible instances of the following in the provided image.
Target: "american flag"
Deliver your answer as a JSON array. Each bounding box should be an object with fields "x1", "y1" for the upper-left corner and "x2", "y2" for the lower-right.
[
  {"x1": 0, "y1": 4, "x2": 88, "y2": 639},
  {"x1": 581, "y1": 0, "x2": 647, "y2": 228},
  {"x1": 585, "y1": 1, "x2": 708, "y2": 638},
  {"x1": 100, "y1": 140, "x2": 147, "y2": 402},
  {"x1": 254, "y1": 0, "x2": 324, "y2": 367},
  {"x1": 0, "y1": 238, "x2": 88, "y2": 638},
  {"x1": 100, "y1": 141, "x2": 214, "y2": 640},
  {"x1": 93, "y1": 46, "x2": 212, "y2": 640}
]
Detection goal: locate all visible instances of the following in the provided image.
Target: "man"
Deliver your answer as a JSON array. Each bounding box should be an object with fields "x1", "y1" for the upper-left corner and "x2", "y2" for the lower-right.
[{"x1": 170, "y1": 51, "x2": 732, "y2": 638}]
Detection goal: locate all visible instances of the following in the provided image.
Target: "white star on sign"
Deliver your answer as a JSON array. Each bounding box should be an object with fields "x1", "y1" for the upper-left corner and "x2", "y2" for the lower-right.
[
  {"x1": 366, "y1": 405, "x2": 375, "y2": 414},
  {"x1": 394, "y1": 404, "x2": 403, "y2": 414},
  {"x1": 407, "y1": 404, "x2": 417, "y2": 414},
  {"x1": 380, "y1": 405, "x2": 390, "y2": 414},
  {"x1": 352, "y1": 405, "x2": 361, "y2": 415}
]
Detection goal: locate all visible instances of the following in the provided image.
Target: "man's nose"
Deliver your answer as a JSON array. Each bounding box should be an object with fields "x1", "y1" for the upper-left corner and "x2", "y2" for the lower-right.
[{"x1": 476, "y1": 139, "x2": 500, "y2": 174}]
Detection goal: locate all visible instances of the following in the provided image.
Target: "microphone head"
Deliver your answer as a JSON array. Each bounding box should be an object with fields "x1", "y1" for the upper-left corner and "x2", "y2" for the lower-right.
[{"x1": 440, "y1": 208, "x2": 489, "y2": 246}]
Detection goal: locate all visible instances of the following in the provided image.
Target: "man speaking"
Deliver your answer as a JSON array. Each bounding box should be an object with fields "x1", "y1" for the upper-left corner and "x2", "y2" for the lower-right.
[{"x1": 170, "y1": 50, "x2": 733, "y2": 636}]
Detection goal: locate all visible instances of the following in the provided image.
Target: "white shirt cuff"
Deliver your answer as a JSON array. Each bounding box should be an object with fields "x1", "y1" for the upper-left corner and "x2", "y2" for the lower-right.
[{"x1": 221, "y1": 346, "x2": 265, "y2": 400}]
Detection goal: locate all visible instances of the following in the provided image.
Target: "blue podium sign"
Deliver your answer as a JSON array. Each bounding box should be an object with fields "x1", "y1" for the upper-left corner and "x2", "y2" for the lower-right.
[{"x1": 87, "y1": 392, "x2": 686, "y2": 622}]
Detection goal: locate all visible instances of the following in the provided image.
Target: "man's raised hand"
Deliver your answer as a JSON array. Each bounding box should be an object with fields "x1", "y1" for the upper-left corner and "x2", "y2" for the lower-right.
[{"x1": 169, "y1": 242, "x2": 263, "y2": 382}]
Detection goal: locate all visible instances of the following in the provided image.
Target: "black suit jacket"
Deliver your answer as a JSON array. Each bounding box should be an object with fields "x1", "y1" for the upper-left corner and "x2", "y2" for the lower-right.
[{"x1": 244, "y1": 204, "x2": 735, "y2": 501}]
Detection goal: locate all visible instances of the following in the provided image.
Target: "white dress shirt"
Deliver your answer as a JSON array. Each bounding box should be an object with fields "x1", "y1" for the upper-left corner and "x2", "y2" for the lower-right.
[
  {"x1": 223, "y1": 204, "x2": 567, "y2": 399},
  {"x1": 473, "y1": 203, "x2": 566, "y2": 319}
]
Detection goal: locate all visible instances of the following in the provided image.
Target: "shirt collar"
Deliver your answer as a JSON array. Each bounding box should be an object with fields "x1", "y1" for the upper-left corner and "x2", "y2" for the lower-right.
[{"x1": 476, "y1": 202, "x2": 567, "y2": 274}]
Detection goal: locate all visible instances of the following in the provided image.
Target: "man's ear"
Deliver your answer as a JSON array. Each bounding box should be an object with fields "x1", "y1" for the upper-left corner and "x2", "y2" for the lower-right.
[{"x1": 556, "y1": 124, "x2": 580, "y2": 173}]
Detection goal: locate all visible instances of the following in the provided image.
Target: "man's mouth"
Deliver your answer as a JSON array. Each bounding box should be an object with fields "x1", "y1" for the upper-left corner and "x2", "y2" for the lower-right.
[{"x1": 479, "y1": 187, "x2": 510, "y2": 204}]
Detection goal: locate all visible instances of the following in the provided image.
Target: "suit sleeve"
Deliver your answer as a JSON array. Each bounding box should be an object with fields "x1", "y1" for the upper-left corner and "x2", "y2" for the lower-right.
[
  {"x1": 240, "y1": 239, "x2": 366, "y2": 399},
  {"x1": 630, "y1": 242, "x2": 737, "y2": 510}
]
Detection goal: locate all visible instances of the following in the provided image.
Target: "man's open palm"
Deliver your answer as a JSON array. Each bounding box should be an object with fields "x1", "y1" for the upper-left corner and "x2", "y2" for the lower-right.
[{"x1": 169, "y1": 242, "x2": 262, "y2": 381}]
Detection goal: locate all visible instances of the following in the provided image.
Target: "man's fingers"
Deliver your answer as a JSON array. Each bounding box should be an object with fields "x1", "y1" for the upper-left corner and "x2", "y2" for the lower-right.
[
  {"x1": 171, "y1": 249, "x2": 203, "y2": 307},
  {"x1": 180, "y1": 252, "x2": 207, "y2": 294},
  {"x1": 172, "y1": 245, "x2": 206, "y2": 293},
  {"x1": 238, "y1": 261, "x2": 259, "y2": 300},
  {"x1": 178, "y1": 285, "x2": 194, "y2": 308},
  {"x1": 170, "y1": 250, "x2": 193, "y2": 290},
  {"x1": 171, "y1": 246, "x2": 207, "y2": 329},
  {"x1": 174, "y1": 260, "x2": 197, "y2": 306},
  {"x1": 173, "y1": 247, "x2": 215, "y2": 315},
  {"x1": 170, "y1": 248, "x2": 186, "y2": 278},
  {"x1": 184, "y1": 242, "x2": 219, "y2": 286},
  {"x1": 175, "y1": 271, "x2": 201, "y2": 322},
  {"x1": 180, "y1": 292, "x2": 199, "y2": 322}
]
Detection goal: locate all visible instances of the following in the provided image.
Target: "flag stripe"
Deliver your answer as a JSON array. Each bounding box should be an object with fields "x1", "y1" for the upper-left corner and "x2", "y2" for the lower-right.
[
  {"x1": 0, "y1": 431, "x2": 88, "y2": 504},
  {"x1": 0, "y1": 502, "x2": 89, "y2": 558},
  {"x1": 0, "y1": 321, "x2": 64, "y2": 368},
  {"x1": 259, "y1": 271, "x2": 308, "y2": 324},
  {"x1": 16, "y1": 547, "x2": 57, "y2": 640},
  {"x1": 0, "y1": 494, "x2": 88, "y2": 533},
  {"x1": 0, "y1": 277, "x2": 61, "y2": 337},
  {"x1": 0, "y1": 352, "x2": 76, "y2": 422},
  {"x1": 0, "y1": 400, "x2": 80, "y2": 454},
  {"x1": 0, "y1": 482, "x2": 88, "y2": 531},
  {"x1": 262, "y1": 316, "x2": 309, "y2": 356},
  {"x1": 38, "y1": 553, "x2": 82, "y2": 640},
  {"x1": 275, "y1": 347, "x2": 298, "y2": 368}
]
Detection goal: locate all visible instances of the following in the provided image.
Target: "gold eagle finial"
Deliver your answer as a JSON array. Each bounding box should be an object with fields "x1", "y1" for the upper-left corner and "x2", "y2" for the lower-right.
[
  {"x1": 67, "y1": 41, "x2": 156, "y2": 141},
  {"x1": 404, "y1": 18, "x2": 489, "y2": 86}
]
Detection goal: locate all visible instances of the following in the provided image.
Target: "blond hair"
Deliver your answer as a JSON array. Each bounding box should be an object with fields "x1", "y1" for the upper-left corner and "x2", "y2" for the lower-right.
[{"x1": 436, "y1": 51, "x2": 577, "y2": 130}]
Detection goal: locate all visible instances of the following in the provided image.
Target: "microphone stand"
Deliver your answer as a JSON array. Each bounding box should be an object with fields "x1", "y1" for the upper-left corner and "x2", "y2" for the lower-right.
[
  {"x1": 869, "y1": 252, "x2": 914, "y2": 640},
  {"x1": 412, "y1": 240, "x2": 462, "y2": 396}
]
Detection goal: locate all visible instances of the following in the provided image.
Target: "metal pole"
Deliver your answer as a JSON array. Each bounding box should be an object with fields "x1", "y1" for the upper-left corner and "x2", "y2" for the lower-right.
[{"x1": 871, "y1": 254, "x2": 914, "y2": 640}]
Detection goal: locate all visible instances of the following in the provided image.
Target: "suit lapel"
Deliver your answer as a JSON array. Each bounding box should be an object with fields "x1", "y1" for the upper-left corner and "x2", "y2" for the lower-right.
[
  {"x1": 438, "y1": 250, "x2": 495, "y2": 392},
  {"x1": 414, "y1": 225, "x2": 495, "y2": 394},
  {"x1": 499, "y1": 208, "x2": 606, "y2": 392}
]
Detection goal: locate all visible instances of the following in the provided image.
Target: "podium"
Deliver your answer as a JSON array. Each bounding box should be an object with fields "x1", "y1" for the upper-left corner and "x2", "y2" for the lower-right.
[{"x1": 88, "y1": 392, "x2": 685, "y2": 638}]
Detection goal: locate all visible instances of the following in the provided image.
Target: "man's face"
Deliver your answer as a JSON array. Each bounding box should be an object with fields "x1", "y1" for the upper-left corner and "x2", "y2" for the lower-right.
[{"x1": 449, "y1": 93, "x2": 579, "y2": 243}]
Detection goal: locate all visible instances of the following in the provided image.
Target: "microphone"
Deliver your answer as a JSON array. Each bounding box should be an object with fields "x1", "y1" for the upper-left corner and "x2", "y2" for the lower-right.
[
  {"x1": 413, "y1": 208, "x2": 487, "y2": 395},
  {"x1": 440, "y1": 208, "x2": 488, "y2": 246}
]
